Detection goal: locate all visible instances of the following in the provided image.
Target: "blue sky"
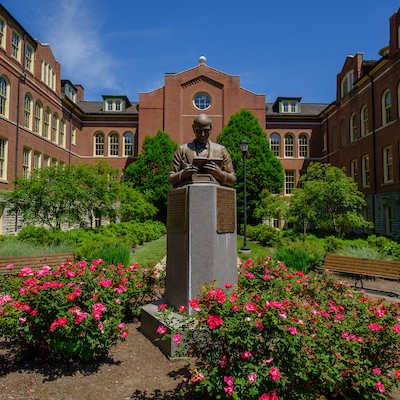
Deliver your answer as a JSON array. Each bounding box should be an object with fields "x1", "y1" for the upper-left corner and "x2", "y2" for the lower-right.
[{"x1": 3, "y1": 0, "x2": 399, "y2": 104}]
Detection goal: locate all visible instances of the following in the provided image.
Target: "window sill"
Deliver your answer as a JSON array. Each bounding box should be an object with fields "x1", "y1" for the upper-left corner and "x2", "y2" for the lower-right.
[{"x1": 381, "y1": 181, "x2": 394, "y2": 186}]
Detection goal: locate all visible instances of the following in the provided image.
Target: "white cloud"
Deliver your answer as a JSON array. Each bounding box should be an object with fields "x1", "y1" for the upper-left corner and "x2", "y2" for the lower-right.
[{"x1": 40, "y1": 0, "x2": 119, "y2": 98}]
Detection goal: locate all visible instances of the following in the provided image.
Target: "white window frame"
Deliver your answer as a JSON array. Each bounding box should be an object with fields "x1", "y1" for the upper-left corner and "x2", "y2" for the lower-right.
[
  {"x1": 33, "y1": 151, "x2": 41, "y2": 170},
  {"x1": 0, "y1": 76, "x2": 9, "y2": 118},
  {"x1": 382, "y1": 89, "x2": 392, "y2": 126},
  {"x1": 0, "y1": 137, "x2": 8, "y2": 180},
  {"x1": 361, "y1": 105, "x2": 369, "y2": 136},
  {"x1": 361, "y1": 154, "x2": 370, "y2": 188},
  {"x1": 59, "y1": 119, "x2": 66, "y2": 147},
  {"x1": 349, "y1": 113, "x2": 357, "y2": 142},
  {"x1": 123, "y1": 132, "x2": 134, "y2": 156},
  {"x1": 383, "y1": 145, "x2": 393, "y2": 183},
  {"x1": 34, "y1": 101, "x2": 42, "y2": 135},
  {"x1": 71, "y1": 126, "x2": 76, "y2": 145},
  {"x1": 43, "y1": 155, "x2": 51, "y2": 168},
  {"x1": 269, "y1": 133, "x2": 280, "y2": 157},
  {"x1": 341, "y1": 70, "x2": 354, "y2": 97},
  {"x1": 22, "y1": 147, "x2": 31, "y2": 178},
  {"x1": 284, "y1": 170, "x2": 295, "y2": 195},
  {"x1": 350, "y1": 158, "x2": 358, "y2": 184},
  {"x1": 298, "y1": 133, "x2": 308, "y2": 158},
  {"x1": 109, "y1": 132, "x2": 119, "y2": 156},
  {"x1": 23, "y1": 93, "x2": 33, "y2": 130},
  {"x1": 284, "y1": 133, "x2": 294, "y2": 157},
  {"x1": 94, "y1": 132, "x2": 105, "y2": 156},
  {"x1": 25, "y1": 43, "x2": 34, "y2": 73},
  {"x1": 44, "y1": 108, "x2": 51, "y2": 139},
  {"x1": 0, "y1": 17, "x2": 6, "y2": 49},
  {"x1": 11, "y1": 30, "x2": 21, "y2": 61},
  {"x1": 52, "y1": 113, "x2": 59, "y2": 143}
]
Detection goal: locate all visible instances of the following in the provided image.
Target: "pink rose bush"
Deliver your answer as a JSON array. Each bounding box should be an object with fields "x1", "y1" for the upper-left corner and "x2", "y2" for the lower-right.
[
  {"x1": 0, "y1": 259, "x2": 157, "y2": 361},
  {"x1": 159, "y1": 257, "x2": 400, "y2": 399}
]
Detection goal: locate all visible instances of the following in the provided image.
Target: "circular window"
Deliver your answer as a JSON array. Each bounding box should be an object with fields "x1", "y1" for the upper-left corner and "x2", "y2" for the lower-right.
[{"x1": 193, "y1": 93, "x2": 211, "y2": 110}]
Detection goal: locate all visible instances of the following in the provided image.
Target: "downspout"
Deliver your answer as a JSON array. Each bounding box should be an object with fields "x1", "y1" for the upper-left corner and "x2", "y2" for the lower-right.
[{"x1": 370, "y1": 75, "x2": 377, "y2": 232}]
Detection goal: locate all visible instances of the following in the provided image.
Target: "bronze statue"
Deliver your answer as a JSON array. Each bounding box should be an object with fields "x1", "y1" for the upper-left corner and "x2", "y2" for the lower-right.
[{"x1": 169, "y1": 114, "x2": 236, "y2": 187}]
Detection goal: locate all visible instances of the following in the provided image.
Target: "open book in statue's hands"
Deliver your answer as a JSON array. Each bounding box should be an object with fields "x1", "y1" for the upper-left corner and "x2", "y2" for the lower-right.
[{"x1": 192, "y1": 157, "x2": 223, "y2": 173}]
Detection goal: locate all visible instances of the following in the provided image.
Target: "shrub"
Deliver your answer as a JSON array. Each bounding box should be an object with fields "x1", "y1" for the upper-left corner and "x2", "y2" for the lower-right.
[
  {"x1": 0, "y1": 259, "x2": 157, "y2": 361},
  {"x1": 159, "y1": 258, "x2": 400, "y2": 399},
  {"x1": 18, "y1": 226, "x2": 53, "y2": 246},
  {"x1": 246, "y1": 224, "x2": 281, "y2": 247},
  {"x1": 367, "y1": 235, "x2": 400, "y2": 261}
]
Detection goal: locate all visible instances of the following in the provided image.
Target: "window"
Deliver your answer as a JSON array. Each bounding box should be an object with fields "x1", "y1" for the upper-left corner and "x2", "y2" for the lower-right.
[
  {"x1": 383, "y1": 145, "x2": 393, "y2": 183},
  {"x1": 52, "y1": 113, "x2": 59, "y2": 143},
  {"x1": 23, "y1": 94, "x2": 32, "y2": 129},
  {"x1": 350, "y1": 159, "x2": 358, "y2": 184},
  {"x1": 341, "y1": 70, "x2": 354, "y2": 97},
  {"x1": 0, "y1": 138, "x2": 7, "y2": 180},
  {"x1": 59, "y1": 119, "x2": 66, "y2": 147},
  {"x1": 44, "y1": 108, "x2": 51, "y2": 139},
  {"x1": 385, "y1": 205, "x2": 393, "y2": 235},
  {"x1": 193, "y1": 93, "x2": 211, "y2": 110},
  {"x1": 280, "y1": 100, "x2": 299, "y2": 113},
  {"x1": 298, "y1": 134, "x2": 308, "y2": 158},
  {"x1": 0, "y1": 76, "x2": 9, "y2": 117},
  {"x1": 284, "y1": 133, "x2": 294, "y2": 157},
  {"x1": 285, "y1": 170, "x2": 295, "y2": 195},
  {"x1": 41, "y1": 61, "x2": 56, "y2": 91},
  {"x1": 382, "y1": 89, "x2": 392, "y2": 126},
  {"x1": 115, "y1": 100, "x2": 121, "y2": 111},
  {"x1": 107, "y1": 100, "x2": 113, "y2": 111},
  {"x1": 123, "y1": 132, "x2": 134, "y2": 156},
  {"x1": 331, "y1": 126, "x2": 338, "y2": 151},
  {"x1": 34, "y1": 101, "x2": 42, "y2": 135},
  {"x1": 361, "y1": 105, "x2": 369, "y2": 136},
  {"x1": 33, "y1": 151, "x2": 41, "y2": 170},
  {"x1": 43, "y1": 155, "x2": 51, "y2": 168},
  {"x1": 349, "y1": 113, "x2": 357, "y2": 142},
  {"x1": 94, "y1": 132, "x2": 105, "y2": 156},
  {"x1": 22, "y1": 147, "x2": 31, "y2": 178},
  {"x1": 0, "y1": 18, "x2": 6, "y2": 49},
  {"x1": 109, "y1": 133, "x2": 119, "y2": 156},
  {"x1": 269, "y1": 133, "x2": 280, "y2": 157},
  {"x1": 340, "y1": 119, "x2": 347, "y2": 147},
  {"x1": 362, "y1": 154, "x2": 370, "y2": 188},
  {"x1": 64, "y1": 83, "x2": 77, "y2": 103},
  {"x1": 71, "y1": 126, "x2": 76, "y2": 145},
  {"x1": 323, "y1": 132, "x2": 327, "y2": 151},
  {"x1": 11, "y1": 31, "x2": 21, "y2": 61},
  {"x1": 25, "y1": 43, "x2": 34, "y2": 73}
]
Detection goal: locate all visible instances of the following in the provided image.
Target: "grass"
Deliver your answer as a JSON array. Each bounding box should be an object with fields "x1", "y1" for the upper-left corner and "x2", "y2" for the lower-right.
[
  {"x1": 130, "y1": 235, "x2": 273, "y2": 267},
  {"x1": 0, "y1": 239, "x2": 74, "y2": 257},
  {"x1": 335, "y1": 245, "x2": 393, "y2": 260}
]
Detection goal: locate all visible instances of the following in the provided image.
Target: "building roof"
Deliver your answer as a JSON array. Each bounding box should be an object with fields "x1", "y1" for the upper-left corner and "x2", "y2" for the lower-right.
[
  {"x1": 77, "y1": 101, "x2": 139, "y2": 115},
  {"x1": 266, "y1": 102, "x2": 328, "y2": 117}
]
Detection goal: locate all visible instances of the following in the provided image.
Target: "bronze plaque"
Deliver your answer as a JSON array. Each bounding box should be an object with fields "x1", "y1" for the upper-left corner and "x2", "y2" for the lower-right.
[
  {"x1": 167, "y1": 188, "x2": 187, "y2": 233},
  {"x1": 217, "y1": 188, "x2": 235, "y2": 233}
]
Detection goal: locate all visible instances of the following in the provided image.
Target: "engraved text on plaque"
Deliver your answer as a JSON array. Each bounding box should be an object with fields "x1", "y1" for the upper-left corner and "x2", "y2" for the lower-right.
[
  {"x1": 216, "y1": 188, "x2": 235, "y2": 233},
  {"x1": 167, "y1": 188, "x2": 187, "y2": 233}
]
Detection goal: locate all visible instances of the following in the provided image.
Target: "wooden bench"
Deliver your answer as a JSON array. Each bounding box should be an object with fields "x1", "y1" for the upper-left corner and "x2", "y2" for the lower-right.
[
  {"x1": 319, "y1": 253, "x2": 400, "y2": 294},
  {"x1": 0, "y1": 252, "x2": 75, "y2": 276}
]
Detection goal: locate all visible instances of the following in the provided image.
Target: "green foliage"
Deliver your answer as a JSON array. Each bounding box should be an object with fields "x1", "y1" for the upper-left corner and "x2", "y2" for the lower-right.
[
  {"x1": 217, "y1": 110, "x2": 284, "y2": 224},
  {"x1": 253, "y1": 189, "x2": 288, "y2": 223},
  {"x1": 18, "y1": 226, "x2": 53, "y2": 246},
  {"x1": 288, "y1": 162, "x2": 373, "y2": 236},
  {"x1": 335, "y1": 245, "x2": 391, "y2": 260},
  {"x1": 367, "y1": 235, "x2": 400, "y2": 261},
  {"x1": 124, "y1": 130, "x2": 177, "y2": 221},
  {"x1": 0, "y1": 259, "x2": 157, "y2": 361},
  {"x1": 246, "y1": 224, "x2": 281, "y2": 247},
  {"x1": 161, "y1": 258, "x2": 400, "y2": 399}
]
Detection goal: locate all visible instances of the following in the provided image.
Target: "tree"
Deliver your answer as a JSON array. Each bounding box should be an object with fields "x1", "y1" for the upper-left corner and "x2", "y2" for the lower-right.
[
  {"x1": 288, "y1": 162, "x2": 373, "y2": 236},
  {"x1": 217, "y1": 109, "x2": 284, "y2": 223},
  {"x1": 124, "y1": 130, "x2": 177, "y2": 221},
  {"x1": 253, "y1": 189, "x2": 288, "y2": 223}
]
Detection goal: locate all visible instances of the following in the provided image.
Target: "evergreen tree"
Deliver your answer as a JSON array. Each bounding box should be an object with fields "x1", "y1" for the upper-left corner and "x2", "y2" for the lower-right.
[
  {"x1": 124, "y1": 130, "x2": 178, "y2": 221},
  {"x1": 217, "y1": 109, "x2": 284, "y2": 223}
]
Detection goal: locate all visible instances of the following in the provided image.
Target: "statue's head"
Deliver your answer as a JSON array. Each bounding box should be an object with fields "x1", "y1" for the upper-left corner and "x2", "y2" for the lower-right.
[{"x1": 192, "y1": 114, "x2": 212, "y2": 144}]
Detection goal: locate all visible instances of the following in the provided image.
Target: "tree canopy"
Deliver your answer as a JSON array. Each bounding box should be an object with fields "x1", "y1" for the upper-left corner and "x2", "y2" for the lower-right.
[
  {"x1": 124, "y1": 130, "x2": 177, "y2": 221},
  {"x1": 217, "y1": 109, "x2": 284, "y2": 223},
  {"x1": 288, "y1": 162, "x2": 373, "y2": 236}
]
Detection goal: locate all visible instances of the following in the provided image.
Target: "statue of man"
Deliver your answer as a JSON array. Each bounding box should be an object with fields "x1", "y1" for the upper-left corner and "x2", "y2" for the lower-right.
[{"x1": 169, "y1": 114, "x2": 236, "y2": 187}]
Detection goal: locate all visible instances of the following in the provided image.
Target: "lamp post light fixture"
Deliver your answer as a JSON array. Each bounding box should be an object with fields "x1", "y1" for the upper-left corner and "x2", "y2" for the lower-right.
[{"x1": 240, "y1": 139, "x2": 251, "y2": 253}]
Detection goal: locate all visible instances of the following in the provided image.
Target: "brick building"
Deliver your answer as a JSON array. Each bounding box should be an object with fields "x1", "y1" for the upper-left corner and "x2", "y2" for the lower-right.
[{"x1": 0, "y1": 4, "x2": 398, "y2": 238}]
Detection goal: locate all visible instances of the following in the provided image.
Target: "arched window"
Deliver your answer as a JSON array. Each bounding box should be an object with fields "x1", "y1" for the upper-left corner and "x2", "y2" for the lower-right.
[
  {"x1": 24, "y1": 93, "x2": 33, "y2": 129},
  {"x1": 331, "y1": 125, "x2": 338, "y2": 151},
  {"x1": 382, "y1": 89, "x2": 392, "y2": 126},
  {"x1": 59, "y1": 119, "x2": 66, "y2": 147},
  {"x1": 349, "y1": 113, "x2": 357, "y2": 142},
  {"x1": 298, "y1": 133, "x2": 309, "y2": 158},
  {"x1": 123, "y1": 132, "x2": 134, "y2": 156},
  {"x1": 361, "y1": 105, "x2": 369, "y2": 136},
  {"x1": 34, "y1": 101, "x2": 43, "y2": 135},
  {"x1": 109, "y1": 132, "x2": 119, "y2": 156},
  {"x1": 94, "y1": 132, "x2": 105, "y2": 156},
  {"x1": 284, "y1": 133, "x2": 294, "y2": 157},
  {"x1": 340, "y1": 119, "x2": 347, "y2": 147},
  {"x1": 52, "y1": 113, "x2": 59, "y2": 143},
  {"x1": 0, "y1": 76, "x2": 9, "y2": 117},
  {"x1": 269, "y1": 133, "x2": 280, "y2": 157},
  {"x1": 44, "y1": 107, "x2": 51, "y2": 139}
]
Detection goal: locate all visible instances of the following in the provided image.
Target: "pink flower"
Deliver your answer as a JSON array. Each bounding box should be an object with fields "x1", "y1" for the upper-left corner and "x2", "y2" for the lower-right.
[
  {"x1": 372, "y1": 368, "x2": 381, "y2": 375},
  {"x1": 122, "y1": 330, "x2": 129, "y2": 338},
  {"x1": 269, "y1": 367, "x2": 281, "y2": 381},
  {"x1": 224, "y1": 281, "x2": 232, "y2": 288},
  {"x1": 18, "y1": 267, "x2": 35, "y2": 277},
  {"x1": 244, "y1": 301, "x2": 257, "y2": 312},
  {"x1": 223, "y1": 386, "x2": 234, "y2": 396},
  {"x1": 376, "y1": 381, "x2": 385, "y2": 393},
  {"x1": 219, "y1": 355, "x2": 227, "y2": 368},
  {"x1": 98, "y1": 322, "x2": 104, "y2": 334},
  {"x1": 92, "y1": 302, "x2": 107, "y2": 320},
  {"x1": 6, "y1": 263, "x2": 13, "y2": 269},
  {"x1": 157, "y1": 325, "x2": 167, "y2": 334},
  {"x1": 224, "y1": 375, "x2": 234, "y2": 386},
  {"x1": 367, "y1": 323, "x2": 382, "y2": 331},
  {"x1": 206, "y1": 315, "x2": 223, "y2": 330},
  {"x1": 157, "y1": 303, "x2": 167, "y2": 311},
  {"x1": 188, "y1": 299, "x2": 200, "y2": 311},
  {"x1": 98, "y1": 279, "x2": 112, "y2": 287},
  {"x1": 288, "y1": 326, "x2": 298, "y2": 336},
  {"x1": 393, "y1": 324, "x2": 400, "y2": 334},
  {"x1": 240, "y1": 351, "x2": 252, "y2": 359},
  {"x1": 178, "y1": 305, "x2": 186, "y2": 313},
  {"x1": 117, "y1": 322, "x2": 125, "y2": 329},
  {"x1": 207, "y1": 288, "x2": 226, "y2": 304},
  {"x1": 259, "y1": 393, "x2": 279, "y2": 400},
  {"x1": 395, "y1": 370, "x2": 400, "y2": 380},
  {"x1": 248, "y1": 373, "x2": 257, "y2": 383},
  {"x1": 173, "y1": 333, "x2": 181, "y2": 344}
]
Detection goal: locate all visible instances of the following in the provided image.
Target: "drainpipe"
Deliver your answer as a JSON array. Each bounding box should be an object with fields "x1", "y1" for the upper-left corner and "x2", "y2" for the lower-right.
[{"x1": 370, "y1": 75, "x2": 377, "y2": 233}]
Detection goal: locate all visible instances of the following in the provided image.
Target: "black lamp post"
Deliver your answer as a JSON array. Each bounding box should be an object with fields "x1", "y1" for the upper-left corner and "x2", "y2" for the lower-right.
[{"x1": 240, "y1": 139, "x2": 250, "y2": 253}]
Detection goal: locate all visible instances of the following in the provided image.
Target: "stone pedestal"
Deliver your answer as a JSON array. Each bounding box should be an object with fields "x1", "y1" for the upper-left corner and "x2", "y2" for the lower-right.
[{"x1": 140, "y1": 183, "x2": 237, "y2": 357}]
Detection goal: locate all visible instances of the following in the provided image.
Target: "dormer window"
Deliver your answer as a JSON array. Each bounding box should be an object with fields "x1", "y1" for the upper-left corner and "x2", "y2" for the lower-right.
[
  {"x1": 63, "y1": 80, "x2": 77, "y2": 103},
  {"x1": 341, "y1": 70, "x2": 354, "y2": 97},
  {"x1": 273, "y1": 97, "x2": 301, "y2": 114},
  {"x1": 102, "y1": 96, "x2": 131, "y2": 112}
]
